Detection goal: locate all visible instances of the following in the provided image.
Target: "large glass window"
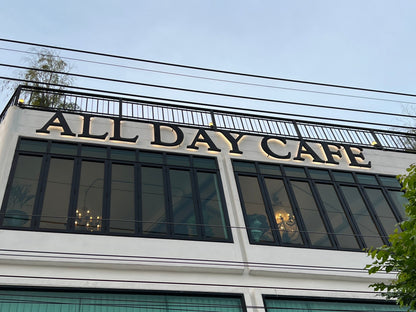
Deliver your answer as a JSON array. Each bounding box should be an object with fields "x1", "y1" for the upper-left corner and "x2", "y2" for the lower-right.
[
  {"x1": 264, "y1": 297, "x2": 406, "y2": 312},
  {"x1": 0, "y1": 138, "x2": 231, "y2": 242},
  {"x1": 233, "y1": 160, "x2": 405, "y2": 251},
  {"x1": 0, "y1": 290, "x2": 245, "y2": 312}
]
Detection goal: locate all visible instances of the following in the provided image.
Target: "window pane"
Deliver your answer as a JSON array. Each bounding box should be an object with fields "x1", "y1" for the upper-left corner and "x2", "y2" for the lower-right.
[
  {"x1": 139, "y1": 151, "x2": 163, "y2": 164},
  {"x1": 193, "y1": 157, "x2": 217, "y2": 169},
  {"x1": 290, "y1": 181, "x2": 332, "y2": 247},
  {"x1": 265, "y1": 298, "x2": 407, "y2": 312},
  {"x1": 197, "y1": 172, "x2": 228, "y2": 239},
  {"x1": 75, "y1": 161, "x2": 104, "y2": 232},
  {"x1": 333, "y1": 171, "x2": 354, "y2": 183},
  {"x1": 19, "y1": 139, "x2": 47, "y2": 153},
  {"x1": 237, "y1": 175, "x2": 274, "y2": 243},
  {"x1": 81, "y1": 145, "x2": 107, "y2": 158},
  {"x1": 284, "y1": 166, "x2": 306, "y2": 178},
  {"x1": 50, "y1": 142, "x2": 77, "y2": 155},
  {"x1": 111, "y1": 148, "x2": 136, "y2": 161},
  {"x1": 264, "y1": 178, "x2": 303, "y2": 245},
  {"x1": 308, "y1": 169, "x2": 330, "y2": 180},
  {"x1": 141, "y1": 166, "x2": 167, "y2": 234},
  {"x1": 169, "y1": 169, "x2": 197, "y2": 236},
  {"x1": 341, "y1": 186, "x2": 384, "y2": 248},
  {"x1": 3, "y1": 155, "x2": 42, "y2": 227},
  {"x1": 356, "y1": 174, "x2": 378, "y2": 185},
  {"x1": 259, "y1": 164, "x2": 281, "y2": 176},
  {"x1": 166, "y1": 154, "x2": 190, "y2": 167},
  {"x1": 110, "y1": 164, "x2": 135, "y2": 233},
  {"x1": 40, "y1": 158, "x2": 73, "y2": 229},
  {"x1": 379, "y1": 176, "x2": 401, "y2": 188},
  {"x1": 388, "y1": 190, "x2": 407, "y2": 220},
  {"x1": 365, "y1": 188, "x2": 399, "y2": 235},
  {"x1": 233, "y1": 161, "x2": 256, "y2": 173},
  {"x1": 315, "y1": 183, "x2": 359, "y2": 249}
]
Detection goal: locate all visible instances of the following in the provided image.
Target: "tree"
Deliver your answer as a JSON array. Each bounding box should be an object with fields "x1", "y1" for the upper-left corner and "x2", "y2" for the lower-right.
[
  {"x1": 23, "y1": 49, "x2": 75, "y2": 109},
  {"x1": 2, "y1": 49, "x2": 75, "y2": 109},
  {"x1": 367, "y1": 163, "x2": 416, "y2": 310}
]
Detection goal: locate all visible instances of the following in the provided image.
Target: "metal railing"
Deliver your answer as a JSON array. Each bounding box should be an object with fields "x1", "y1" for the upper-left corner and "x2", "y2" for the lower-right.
[{"x1": 3, "y1": 85, "x2": 416, "y2": 152}]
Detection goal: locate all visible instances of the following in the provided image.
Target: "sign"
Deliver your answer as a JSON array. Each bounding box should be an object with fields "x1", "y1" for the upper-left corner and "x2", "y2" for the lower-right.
[{"x1": 36, "y1": 112, "x2": 371, "y2": 168}]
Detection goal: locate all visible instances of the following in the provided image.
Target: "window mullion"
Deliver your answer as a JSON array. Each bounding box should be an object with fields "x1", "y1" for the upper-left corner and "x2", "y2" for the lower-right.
[
  {"x1": 309, "y1": 181, "x2": 338, "y2": 248},
  {"x1": 257, "y1": 175, "x2": 282, "y2": 245},
  {"x1": 31, "y1": 154, "x2": 50, "y2": 230},
  {"x1": 191, "y1": 168, "x2": 205, "y2": 239},
  {"x1": 357, "y1": 184, "x2": 389, "y2": 245},
  {"x1": 284, "y1": 178, "x2": 311, "y2": 247}
]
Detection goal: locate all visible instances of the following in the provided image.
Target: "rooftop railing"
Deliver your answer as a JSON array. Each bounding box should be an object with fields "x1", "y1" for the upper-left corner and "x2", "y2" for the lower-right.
[{"x1": 2, "y1": 85, "x2": 416, "y2": 153}]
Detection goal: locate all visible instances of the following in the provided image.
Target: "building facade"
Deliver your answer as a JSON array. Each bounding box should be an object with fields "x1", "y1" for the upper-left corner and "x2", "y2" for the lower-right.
[{"x1": 0, "y1": 85, "x2": 413, "y2": 311}]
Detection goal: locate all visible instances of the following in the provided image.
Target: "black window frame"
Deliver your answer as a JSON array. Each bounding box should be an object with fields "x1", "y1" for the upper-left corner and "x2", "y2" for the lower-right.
[
  {"x1": 0, "y1": 137, "x2": 232, "y2": 243},
  {"x1": 233, "y1": 160, "x2": 405, "y2": 251}
]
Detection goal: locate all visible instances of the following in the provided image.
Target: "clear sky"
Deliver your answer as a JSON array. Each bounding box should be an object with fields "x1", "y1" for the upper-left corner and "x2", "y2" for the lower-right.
[{"x1": 1, "y1": 1, "x2": 416, "y2": 128}]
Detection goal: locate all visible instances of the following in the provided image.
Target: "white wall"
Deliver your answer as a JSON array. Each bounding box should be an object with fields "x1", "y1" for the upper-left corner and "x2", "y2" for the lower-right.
[{"x1": 0, "y1": 107, "x2": 409, "y2": 310}]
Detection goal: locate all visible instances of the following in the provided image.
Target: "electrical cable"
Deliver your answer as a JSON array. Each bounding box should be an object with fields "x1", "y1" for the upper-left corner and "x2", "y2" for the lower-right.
[
  {"x1": 2, "y1": 63, "x2": 415, "y2": 121},
  {"x1": 2, "y1": 46, "x2": 416, "y2": 107},
  {"x1": 0, "y1": 274, "x2": 380, "y2": 295},
  {"x1": 1, "y1": 76, "x2": 414, "y2": 131},
  {"x1": 1, "y1": 37, "x2": 416, "y2": 99},
  {"x1": 0, "y1": 248, "x2": 371, "y2": 273},
  {"x1": 0, "y1": 291, "x2": 401, "y2": 312}
]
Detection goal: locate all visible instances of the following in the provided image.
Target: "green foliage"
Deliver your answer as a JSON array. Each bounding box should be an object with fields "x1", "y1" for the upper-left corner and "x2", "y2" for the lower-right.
[
  {"x1": 1, "y1": 49, "x2": 76, "y2": 109},
  {"x1": 366, "y1": 163, "x2": 416, "y2": 310},
  {"x1": 24, "y1": 49, "x2": 75, "y2": 109}
]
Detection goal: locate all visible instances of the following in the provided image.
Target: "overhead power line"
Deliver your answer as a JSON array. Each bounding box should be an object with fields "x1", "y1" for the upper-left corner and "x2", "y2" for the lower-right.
[
  {"x1": 2, "y1": 46, "x2": 416, "y2": 106},
  {"x1": 1, "y1": 37, "x2": 416, "y2": 98},
  {"x1": 0, "y1": 273, "x2": 378, "y2": 295},
  {"x1": 1, "y1": 63, "x2": 415, "y2": 121},
  {"x1": 2, "y1": 75, "x2": 415, "y2": 131}
]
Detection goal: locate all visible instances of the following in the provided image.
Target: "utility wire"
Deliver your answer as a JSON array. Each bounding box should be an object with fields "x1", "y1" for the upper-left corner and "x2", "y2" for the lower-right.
[
  {"x1": 0, "y1": 248, "x2": 372, "y2": 273},
  {"x1": 1, "y1": 63, "x2": 415, "y2": 121},
  {"x1": 2, "y1": 75, "x2": 414, "y2": 130},
  {"x1": 1, "y1": 37, "x2": 416, "y2": 98},
  {"x1": 0, "y1": 274, "x2": 379, "y2": 295},
  {"x1": 0, "y1": 292, "x2": 401, "y2": 312},
  {"x1": 2, "y1": 46, "x2": 416, "y2": 106}
]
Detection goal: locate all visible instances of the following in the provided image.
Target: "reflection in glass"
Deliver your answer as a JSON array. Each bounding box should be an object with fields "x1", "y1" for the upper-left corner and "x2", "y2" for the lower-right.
[
  {"x1": 259, "y1": 164, "x2": 281, "y2": 176},
  {"x1": 81, "y1": 145, "x2": 107, "y2": 158},
  {"x1": 3, "y1": 155, "x2": 42, "y2": 227},
  {"x1": 40, "y1": 158, "x2": 73, "y2": 229},
  {"x1": 19, "y1": 139, "x2": 47, "y2": 153},
  {"x1": 379, "y1": 176, "x2": 401, "y2": 188},
  {"x1": 356, "y1": 174, "x2": 378, "y2": 185},
  {"x1": 388, "y1": 190, "x2": 407, "y2": 220},
  {"x1": 193, "y1": 157, "x2": 216, "y2": 169},
  {"x1": 308, "y1": 169, "x2": 331, "y2": 180},
  {"x1": 197, "y1": 172, "x2": 228, "y2": 239},
  {"x1": 110, "y1": 164, "x2": 135, "y2": 233},
  {"x1": 141, "y1": 166, "x2": 167, "y2": 234},
  {"x1": 75, "y1": 161, "x2": 104, "y2": 232},
  {"x1": 365, "y1": 188, "x2": 399, "y2": 234},
  {"x1": 233, "y1": 161, "x2": 256, "y2": 173},
  {"x1": 284, "y1": 166, "x2": 306, "y2": 178},
  {"x1": 264, "y1": 178, "x2": 303, "y2": 245},
  {"x1": 315, "y1": 183, "x2": 359, "y2": 249},
  {"x1": 50, "y1": 142, "x2": 77, "y2": 155},
  {"x1": 237, "y1": 175, "x2": 274, "y2": 243},
  {"x1": 333, "y1": 171, "x2": 354, "y2": 183},
  {"x1": 341, "y1": 186, "x2": 384, "y2": 248},
  {"x1": 169, "y1": 169, "x2": 197, "y2": 236},
  {"x1": 291, "y1": 181, "x2": 332, "y2": 247}
]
